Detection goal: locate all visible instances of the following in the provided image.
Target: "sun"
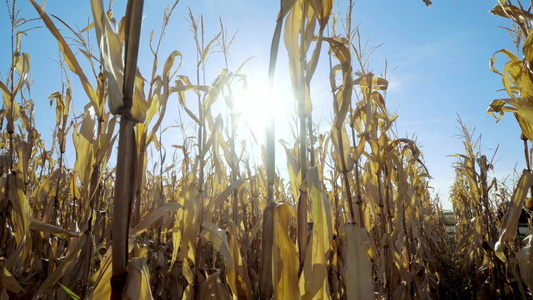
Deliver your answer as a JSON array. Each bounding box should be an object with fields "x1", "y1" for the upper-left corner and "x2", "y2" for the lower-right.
[{"x1": 235, "y1": 79, "x2": 292, "y2": 142}]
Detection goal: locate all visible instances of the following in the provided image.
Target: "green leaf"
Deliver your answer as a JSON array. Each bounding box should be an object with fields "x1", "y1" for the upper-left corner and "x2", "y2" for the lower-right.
[{"x1": 58, "y1": 283, "x2": 81, "y2": 300}]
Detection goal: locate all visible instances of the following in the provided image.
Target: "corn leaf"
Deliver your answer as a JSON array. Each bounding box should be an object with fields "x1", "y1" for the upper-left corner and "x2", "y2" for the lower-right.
[
  {"x1": 131, "y1": 202, "x2": 183, "y2": 235},
  {"x1": 495, "y1": 170, "x2": 533, "y2": 262}
]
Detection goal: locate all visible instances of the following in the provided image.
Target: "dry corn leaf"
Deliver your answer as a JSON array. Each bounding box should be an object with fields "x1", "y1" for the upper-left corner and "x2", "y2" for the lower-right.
[
  {"x1": 488, "y1": 49, "x2": 533, "y2": 141},
  {"x1": 271, "y1": 203, "x2": 299, "y2": 300},
  {"x1": 130, "y1": 202, "x2": 183, "y2": 235},
  {"x1": 2, "y1": 90, "x2": 19, "y2": 134},
  {"x1": 308, "y1": 0, "x2": 332, "y2": 29},
  {"x1": 196, "y1": 270, "x2": 226, "y2": 300},
  {"x1": 123, "y1": 258, "x2": 154, "y2": 300},
  {"x1": 90, "y1": 0, "x2": 124, "y2": 115},
  {"x1": 213, "y1": 178, "x2": 246, "y2": 211},
  {"x1": 517, "y1": 235, "x2": 533, "y2": 293},
  {"x1": 200, "y1": 221, "x2": 233, "y2": 268},
  {"x1": 299, "y1": 166, "x2": 332, "y2": 299},
  {"x1": 30, "y1": 219, "x2": 80, "y2": 238},
  {"x1": 5, "y1": 172, "x2": 30, "y2": 247},
  {"x1": 13, "y1": 32, "x2": 30, "y2": 75},
  {"x1": 35, "y1": 234, "x2": 88, "y2": 297},
  {"x1": 343, "y1": 224, "x2": 374, "y2": 300},
  {"x1": 179, "y1": 183, "x2": 200, "y2": 285},
  {"x1": 226, "y1": 221, "x2": 253, "y2": 299},
  {"x1": 331, "y1": 123, "x2": 353, "y2": 173},
  {"x1": 29, "y1": 0, "x2": 99, "y2": 110},
  {"x1": 74, "y1": 104, "x2": 97, "y2": 194},
  {"x1": 0, "y1": 258, "x2": 24, "y2": 294},
  {"x1": 491, "y1": 0, "x2": 533, "y2": 23},
  {"x1": 495, "y1": 170, "x2": 533, "y2": 262},
  {"x1": 280, "y1": 140, "x2": 301, "y2": 202},
  {"x1": 355, "y1": 74, "x2": 388, "y2": 91},
  {"x1": 91, "y1": 246, "x2": 113, "y2": 300},
  {"x1": 284, "y1": 0, "x2": 314, "y2": 117},
  {"x1": 325, "y1": 37, "x2": 352, "y2": 129}
]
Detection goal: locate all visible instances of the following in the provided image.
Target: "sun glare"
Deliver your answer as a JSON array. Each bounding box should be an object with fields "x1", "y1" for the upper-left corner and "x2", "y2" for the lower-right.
[{"x1": 236, "y1": 80, "x2": 292, "y2": 142}]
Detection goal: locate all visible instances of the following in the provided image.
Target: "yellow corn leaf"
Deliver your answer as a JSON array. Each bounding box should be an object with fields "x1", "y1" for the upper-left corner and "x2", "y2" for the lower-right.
[
  {"x1": 279, "y1": 0, "x2": 298, "y2": 22},
  {"x1": 90, "y1": 246, "x2": 111, "y2": 299},
  {"x1": 303, "y1": 7, "x2": 317, "y2": 57},
  {"x1": 91, "y1": 0, "x2": 146, "y2": 122},
  {"x1": 33, "y1": 168, "x2": 64, "y2": 224},
  {"x1": 170, "y1": 219, "x2": 183, "y2": 271},
  {"x1": 0, "y1": 258, "x2": 24, "y2": 294},
  {"x1": 171, "y1": 76, "x2": 200, "y2": 106},
  {"x1": 201, "y1": 221, "x2": 233, "y2": 268},
  {"x1": 91, "y1": 0, "x2": 124, "y2": 114},
  {"x1": 163, "y1": 51, "x2": 182, "y2": 91},
  {"x1": 284, "y1": 0, "x2": 303, "y2": 87},
  {"x1": 0, "y1": 82, "x2": 9, "y2": 104},
  {"x1": 13, "y1": 52, "x2": 30, "y2": 80},
  {"x1": 282, "y1": 0, "x2": 316, "y2": 119},
  {"x1": 524, "y1": 30, "x2": 533, "y2": 64},
  {"x1": 124, "y1": 258, "x2": 154, "y2": 300},
  {"x1": 145, "y1": 51, "x2": 182, "y2": 146},
  {"x1": 503, "y1": 55, "x2": 533, "y2": 99},
  {"x1": 95, "y1": 115, "x2": 118, "y2": 165},
  {"x1": 29, "y1": 0, "x2": 98, "y2": 110},
  {"x1": 30, "y1": 219, "x2": 80, "y2": 238},
  {"x1": 0, "y1": 80, "x2": 19, "y2": 134},
  {"x1": 196, "y1": 270, "x2": 230, "y2": 300},
  {"x1": 5, "y1": 172, "x2": 30, "y2": 247},
  {"x1": 201, "y1": 115, "x2": 222, "y2": 158},
  {"x1": 331, "y1": 123, "x2": 353, "y2": 173},
  {"x1": 516, "y1": 235, "x2": 533, "y2": 293},
  {"x1": 325, "y1": 37, "x2": 352, "y2": 129},
  {"x1": 308, "y1": 0, "x2": 332, "y2": 29},
  {"x1": 80, "y1": 103, "x2": 98, "y2": 143},
  {"x1": 198, "y1": 31, "x2": 222, "y2": 67},
  {"x1": 491, "y1": 1, "x2": 533, "y2": 23},
  {"x1": 280, "y1": 140, "x2": 301, "y2": 202},
  {"x1": 213, "y1": 178, "x2": 246, "y2": 211},
  {"x1": 49, "y1": 91, "x2": 65, "y2": 129},
  {"x1": 203, "y1": 71, "x2": 231, "y2": 112},
  {"x1": 131, "y1": 202, "x2": 183, "y2": 235},
  {"x1": 131, "y1": 70, "x2": 149, "y2": 123},
  {"x1": 495, "y1": 170, "x2": 533, "y2": 262},
  {"x1": 184, "y1": 105, "x2": 204, "y2": 126},
  {"x1": 271, "y1": 203, "x2": 300, "y2": 300},
  {"x1": 179, "y1": 183, "x2": 199, "y2": 285},
  {"x1": 74, "y1": 105, "x2": 97, "y2": 193},
  {"x1": 487, "y1": 96, "x2": 533, "y2": 142},
  {"x1": 299, "y1": 166, "x2": 333, "y2": 299},
  {"x1": 137, "y1": 88, "x2": 161, "y2": 141},
  {"x1": 35, "y1": 235, "x2": 88, "y2": 297},
  {"x1": 11, "y1": 70, "x2": 28, "y2": 102},
  {"x1": 269, "y1": 0, "x2": 296, "y2": 89},
  {"x1": 226, "y1": 221, "x2": 252, "y2": 299},
  {"x1": 355, "y1": 74, "x2": 388, "y2": 91},
  {"x1": 343, "y1": 224, "x2": 374, "y2": 300}
]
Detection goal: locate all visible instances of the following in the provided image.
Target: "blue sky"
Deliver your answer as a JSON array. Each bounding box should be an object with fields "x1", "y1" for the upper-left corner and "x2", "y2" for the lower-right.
[{"x1": 0, "y1": 1, "x2": 524, "y2": 210}]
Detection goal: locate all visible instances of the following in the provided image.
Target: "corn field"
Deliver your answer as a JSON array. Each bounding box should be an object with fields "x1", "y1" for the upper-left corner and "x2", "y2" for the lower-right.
[{"x1": 1, "y1": 0, "x2": 533, "y2": 299}]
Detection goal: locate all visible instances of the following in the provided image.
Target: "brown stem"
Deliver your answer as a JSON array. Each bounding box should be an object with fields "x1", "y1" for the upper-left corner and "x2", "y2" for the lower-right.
[
  {"x1": 111, "y1": 114, "x2": 137, "y2": 299},
  {"x1": 297, "y1": 115, "x2": 308, "y2": 268}
]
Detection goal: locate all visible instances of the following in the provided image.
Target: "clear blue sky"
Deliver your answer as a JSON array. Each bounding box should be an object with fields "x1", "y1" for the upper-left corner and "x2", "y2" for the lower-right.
[{"x1": 0, "y1": 1, "x2": 524, "y2": 210}]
